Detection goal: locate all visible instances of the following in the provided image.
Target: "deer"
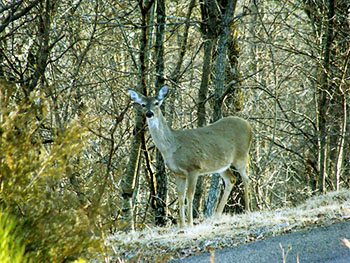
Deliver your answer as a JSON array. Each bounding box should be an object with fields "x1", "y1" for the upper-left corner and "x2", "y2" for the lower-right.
[{"x1": 128, "y1": 86, "x2": 252, "y2": 227}]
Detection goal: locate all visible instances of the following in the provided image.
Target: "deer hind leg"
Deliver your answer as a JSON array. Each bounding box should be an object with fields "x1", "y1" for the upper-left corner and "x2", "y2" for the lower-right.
[
  {"x1": 175, "y1": 175, "x2": 187, "y2": 227},
  {"x1": 237, "y1": 164, "x2": 250, "y2": 211},
  {"x1": 215, "y1": 169, "x2": 236, "y2": 216}
]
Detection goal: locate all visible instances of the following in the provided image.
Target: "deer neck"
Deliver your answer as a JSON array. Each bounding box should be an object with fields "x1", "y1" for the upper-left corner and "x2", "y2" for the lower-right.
[{"x1": 147, "y1": 111, "x2": 175, "y2": 154}]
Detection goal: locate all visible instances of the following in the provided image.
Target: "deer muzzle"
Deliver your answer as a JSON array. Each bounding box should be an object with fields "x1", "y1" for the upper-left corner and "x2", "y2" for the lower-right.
[{"x1": 146, "y1": 111, "x2": 154, "y2": 118}]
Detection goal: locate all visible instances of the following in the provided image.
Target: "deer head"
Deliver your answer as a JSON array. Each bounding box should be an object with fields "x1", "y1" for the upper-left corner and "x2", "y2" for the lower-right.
[{"x1": 128, "y1": 85, "x2": 168, "y2": 119}]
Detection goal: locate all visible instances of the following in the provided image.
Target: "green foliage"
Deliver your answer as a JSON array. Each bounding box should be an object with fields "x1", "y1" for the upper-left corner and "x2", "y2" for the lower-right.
[
  {"x1": 0, "y1": 210, "x2": 32, "y2": 263},
  {"x1": 0, "y1": 98, "x2": 101, "y2": 262}
]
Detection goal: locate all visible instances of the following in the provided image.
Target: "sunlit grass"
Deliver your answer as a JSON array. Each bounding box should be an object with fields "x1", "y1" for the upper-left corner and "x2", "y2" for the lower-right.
[
  {"x1": 109, "y1": 189, "x2": 350, "y2": 262},
  {"x1": 0, "y1": 210, "x2": 32, "y2": 263}
]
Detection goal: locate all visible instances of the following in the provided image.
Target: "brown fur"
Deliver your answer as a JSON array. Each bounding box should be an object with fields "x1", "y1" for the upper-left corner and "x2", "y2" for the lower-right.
[{"x1": 129, "y1": 87, "x2": 252, "y2": 227}]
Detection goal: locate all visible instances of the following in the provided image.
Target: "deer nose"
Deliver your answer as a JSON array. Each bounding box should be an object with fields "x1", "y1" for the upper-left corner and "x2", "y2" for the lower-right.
[{"x1": 145, "y1": 111, "x2": 154, "y2": 118}]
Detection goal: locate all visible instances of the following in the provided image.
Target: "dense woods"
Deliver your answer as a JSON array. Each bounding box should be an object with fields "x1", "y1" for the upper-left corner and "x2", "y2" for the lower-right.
[{"x1": 0, "y1": 0, "x2": 349, "y2": 261}]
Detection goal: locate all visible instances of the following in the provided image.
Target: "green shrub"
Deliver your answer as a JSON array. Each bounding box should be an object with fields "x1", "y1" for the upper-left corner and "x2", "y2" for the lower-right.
[{"x1": 0, "y1": 97, "x2": 101, "y2": 262}]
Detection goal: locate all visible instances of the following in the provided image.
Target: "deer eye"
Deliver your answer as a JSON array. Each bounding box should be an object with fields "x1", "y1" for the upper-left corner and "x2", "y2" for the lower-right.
[
  {"x1": 154, "y1": 101, "x2": 159, "y2": 106},
  {"x1": 141, "y1": 103, "x2": 146, "y2": 107}
]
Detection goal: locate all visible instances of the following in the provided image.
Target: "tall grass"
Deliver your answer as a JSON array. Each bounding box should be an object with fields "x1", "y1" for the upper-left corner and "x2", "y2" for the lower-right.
[{"x1": 0, "y1": 210, "x2": 31, "y2": 263}]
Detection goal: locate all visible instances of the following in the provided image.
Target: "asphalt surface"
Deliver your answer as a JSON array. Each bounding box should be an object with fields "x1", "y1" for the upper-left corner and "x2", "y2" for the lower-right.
[{"x1": 172, "y1": 221, "x2": 350, "y2": 263}]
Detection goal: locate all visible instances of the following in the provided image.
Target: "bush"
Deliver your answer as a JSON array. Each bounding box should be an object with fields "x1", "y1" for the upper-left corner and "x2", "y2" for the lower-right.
[{"x1": 0, "y1": 96, "x2": 101, "y2": 262}]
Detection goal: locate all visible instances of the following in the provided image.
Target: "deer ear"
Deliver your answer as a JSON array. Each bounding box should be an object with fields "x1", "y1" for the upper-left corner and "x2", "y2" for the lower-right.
[
  {"x1": 157, "y1": 85, "x2": 169, "y2": 101},
  {"x1": 128, "y1": 90, "x2": 144, "y2": 104}
]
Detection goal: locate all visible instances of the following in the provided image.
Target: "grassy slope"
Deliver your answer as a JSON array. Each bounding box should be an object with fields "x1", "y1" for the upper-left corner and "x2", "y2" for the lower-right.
[{"x1": 110, "y1": 189, "x2": 350, "y2": 262}]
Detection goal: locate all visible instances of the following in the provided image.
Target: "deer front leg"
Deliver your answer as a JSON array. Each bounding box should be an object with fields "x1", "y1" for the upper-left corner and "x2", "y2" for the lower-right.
[
  {"x1": 186, "y1": 173, "x2": 199, "y2": 226},
  {"x1": 175, "y1": 175, "x2": 187, "y2": 227}
]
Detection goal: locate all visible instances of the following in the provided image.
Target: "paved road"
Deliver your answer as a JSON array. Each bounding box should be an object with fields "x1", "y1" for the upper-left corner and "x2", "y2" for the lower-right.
[{"x1": 173, "y1": 221, "x2": 350, "y2": 263}]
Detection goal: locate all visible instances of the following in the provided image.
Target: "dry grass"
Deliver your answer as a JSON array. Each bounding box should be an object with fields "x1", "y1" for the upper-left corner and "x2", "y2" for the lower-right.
[{"x1": 109, "y1": 189, "x2": 350, "y2": 262}]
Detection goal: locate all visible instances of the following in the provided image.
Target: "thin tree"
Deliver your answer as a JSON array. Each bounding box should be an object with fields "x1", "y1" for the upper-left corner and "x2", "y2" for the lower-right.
[
  {"x1": 121, "y1": 0, "x2": 154, "y2": 231},
  {"x1": 204, "y1": 0, "x2": 238, "y2": 217}
]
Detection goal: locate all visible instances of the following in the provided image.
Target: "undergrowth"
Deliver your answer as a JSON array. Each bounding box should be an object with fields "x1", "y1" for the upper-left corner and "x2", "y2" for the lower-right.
[{"x1": 0, "y1": 96, "x2": 101, "y2": 262}]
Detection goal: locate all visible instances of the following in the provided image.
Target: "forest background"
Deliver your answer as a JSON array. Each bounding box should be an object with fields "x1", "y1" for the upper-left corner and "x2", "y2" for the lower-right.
[{"x1": 0, "y1": 0, "x2": 349, "y2": 262}]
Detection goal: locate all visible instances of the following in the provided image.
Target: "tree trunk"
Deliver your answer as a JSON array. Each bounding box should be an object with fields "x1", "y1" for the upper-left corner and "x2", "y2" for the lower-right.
[
  {"x1": 225, "y1": 24, "x2": 246, "y2": 213},
  {"x1": 335, "y1": 95, "x2": 347, "y2": 190},
  {"x1": 193, "y1": 37, "x2": 216, "y2": 218},
  {"x1": 305, "y1": 0, "x2": 350, "y2": 193},
  {"x1": 120, "y1": 115, "x2": 143, "y2": 231},
  {"x1": 204, "y1": 0, "x2": 237, "y2": 217},
  {"x1": 25, "y1": 0, "x2": 52, "y2": 98},
  {"x1": 305, "y1": 0, "x2": 335, "y2": 193},
  {"x1": 121, "y1": 0, "x2": 153, "y2": 231},
  {"x1": 154, "y1": 0, "x2": 167, "y2": 226},
  {"x1": 193, "y1": 0, "x2": 218, "y2": 218},
  {"x1": 333, "y1": 1, "x2": 350, "y2": 190},
  {"x1": 317, "y1": 0, "x2": 336, "y2": 193},
  {"x1": 170, "y1": 0, "x2": 196, "y2": 84}
]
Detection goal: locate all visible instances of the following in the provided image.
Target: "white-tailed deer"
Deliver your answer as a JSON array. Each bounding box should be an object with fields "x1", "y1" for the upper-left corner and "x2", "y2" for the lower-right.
[{"x1": 129, "y1": 86, "x2": 252, "y2": 227}]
